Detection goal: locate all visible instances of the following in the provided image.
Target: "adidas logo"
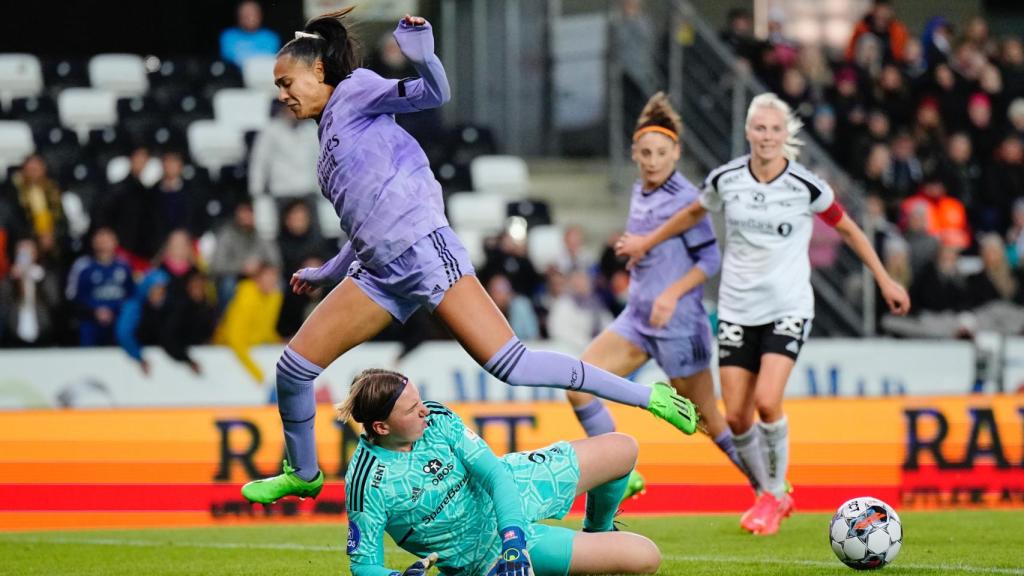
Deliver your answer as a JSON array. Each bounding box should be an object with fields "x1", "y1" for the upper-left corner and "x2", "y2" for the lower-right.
[
  {"x1": 431, "y1": 284, "x2": 444, "y2": 295},
  {"x1": 786, "y1": 340, "x2": 800, "y2": 354}
]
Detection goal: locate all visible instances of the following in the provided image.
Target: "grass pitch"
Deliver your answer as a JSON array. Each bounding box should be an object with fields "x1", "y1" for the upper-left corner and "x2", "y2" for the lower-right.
[{"x1": 2, "y1": 510, "x2": 1022, "y2": 575}]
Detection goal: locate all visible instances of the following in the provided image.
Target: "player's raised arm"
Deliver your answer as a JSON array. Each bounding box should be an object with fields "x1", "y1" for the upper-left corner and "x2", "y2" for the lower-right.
[{"x1": 360, "y1": 16, "x2": 450, "y2": 115}]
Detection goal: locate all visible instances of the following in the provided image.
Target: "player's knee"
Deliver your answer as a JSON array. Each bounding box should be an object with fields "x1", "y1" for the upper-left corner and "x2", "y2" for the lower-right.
[
  {"x1": 726, "y1": 413, "x2": 753, "y2": 434},
  {"x1": 628, "y1": 539, "x2": 661, "y2": 573}
]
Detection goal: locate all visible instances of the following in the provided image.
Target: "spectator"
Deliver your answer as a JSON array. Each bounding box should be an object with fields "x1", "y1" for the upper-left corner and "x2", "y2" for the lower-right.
[
  {"x1": 480, "y1": 232, "x2": 542, "y2": 298},
  {"x1": 962, "y1": 17, "x2": 996, "y2": 58},
  {"x1": 153, "y1": 150, "x2": 211, "y2": 243},
  {"x1": 765, "y1": 7, "x2": 799, "y2": 70},
  {"x1": 851, "y1": 109, "x2": 891, "y2": 174},
  {"x1": 95, "y1": 146, "x2": 158, "y2": 269},
  {"x1": 556, "y1": 225, "x2": 596, "y2": 275},
  {"x1": 846, "y1": 0, "x2": 908, "y2": 64},
  {"x1": 797, "y1": 46, "x2": 833, "y2": 101},
  {"x1": 780, "y1": 68, "x2": 814, "y2": 124},
  {"x1": 920, "y1": 16, "x2": 953, "y2": 71},
  {"x1": 115, "y1": 267, "x2": 171, "y2": 374},
  {"x1": 968, "y1": 233, "x2": 1022, "y2": 308},
  {"x1": 1007, "y1": 98, "x2": 1024, "y2": 142},
  {"x1": 548, "y1": 269, "x2": 612, "y2": 353},
  {"x1": 247, "y1": 103, "x2": 321, "y2": 233},
  {"x1": 900, "y1": 177, "x2": 970, "y2": 249},
  {"x1": 1005, "y1": 199, "x2": 1024, "y2": 267},
  {"x1": 276, "y1": 200, "x2": 329, "y2": 336},
  {"x1": 485, "y1": 273, "x2": 539, "y2": 341},
  {"x1": 810, "y1": 104, "x2": 837, "y2": 155},
  {"x1": 901, "y1": 37, "x2": 929, "y2": 84},
  {"x1": 0, "y1": 238, "x2": 60, "y2": 346},
  {"x1": 1000, "y1": 39, "x2": 1024, "y2": 99},
  {"x1": 889, "y1": 131, "x2": 924, "y2": 199},
  {"x1": 720, "y1": 8, "x2": 761, "y2": 66},
  {"x1": 911, "y1": 97, "x2": 946, "y2": 175},
  {"x1": 219, "y1": 0, "x2": 280, "y2": 68},
  {"x1": 73, "y1": 227, "x2": 134, "y2": 346},
  {"x1": 852, "y1": 32, "x2": 884, "y2": 81},
  {"x1": 209, "y1": 200, "x2": 281, "y2": 308},
  {"x1": 980, "y1": 136, "x2": 1024, "y2": 232},
  {"x1": 2, "y1": 154, "x2": 66, "y2": 261},
  {"x1": 214, "y1": 262, "x2": 282, "y2": 383},
  {"x1": 873, "y1": 64, "x2": 914, "y2": 129},
  {"x1": 902, "y1": 201, "x2": 940, "y2": 279},
  {"x1": 596, "y1": 233, "x2": 630, "y2": 316},
  {"x1": 909, "y1": 243, "x2": 967, "y2": 313},
  {"x1": 830, "y1": 67, "x2": 866, "y2": 164},
  {"x1": 937, "y1": 133, "x2": 982, "y2": 210}
]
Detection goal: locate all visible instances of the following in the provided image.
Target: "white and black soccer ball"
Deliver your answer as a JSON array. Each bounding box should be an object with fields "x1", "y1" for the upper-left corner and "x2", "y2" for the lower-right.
[{"x1": 828, "y1": 497, "x2": 903, "y2": 570}]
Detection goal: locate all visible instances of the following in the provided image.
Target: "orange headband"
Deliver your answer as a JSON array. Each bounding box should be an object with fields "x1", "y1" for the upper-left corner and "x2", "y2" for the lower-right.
[{"x1": 633, "y1": 125, "x2": 679, "y2": 142}]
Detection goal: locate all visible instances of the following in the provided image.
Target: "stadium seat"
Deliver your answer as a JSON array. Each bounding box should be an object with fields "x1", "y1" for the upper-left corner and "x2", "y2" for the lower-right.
[
  {"x1": 186, "y1": 120, "x2": 246, "y2": 173},
  {"x1": 57, "y1": 88, "x2": 117, "y2": 142},
  {"x1": 453, "y1": 226, "x2": 486, "y2": 267},
  {"x1": 85, "y1": 127, "x2": 134, "y2": 170},
  {"x1": 63, "y1": 160, "x2": 103, "y2": 213},
  {"x1": 213, "y1": 89, "x2": 273, "y2": 131},
  {"x1": 34, "y1": 126, "x2": 79, "y2": 178},
  {"x1": 0, "y1": 121, "x2": 35, "y2": 182},
  {"x1": 201, "y1": 60, "x2": 244, "y2": 98},
  {"x1": 0, "y1": 54, "x2": 44, "y2": 105},
  {"x1": 88, "y1": 54, "x2": 149, "y2": 98},
  {"x1": 149, "y1": 57, "x2": 204, "y2": 88},
  {"x1": 470, "y1": 155, "x2": 529, "y2": 198},
  {"x1": 526, "y1": 224, "x2": 568, "y2": 272},
  {"x1": 447, "y1": 192, "x2": 507, "y2": 233},
  {"x1": 507, "y1": 199, "x2": 552, "y2": 228},
  {"x1": 242, "y1": 56, "x2": 278, "y2": 95}
]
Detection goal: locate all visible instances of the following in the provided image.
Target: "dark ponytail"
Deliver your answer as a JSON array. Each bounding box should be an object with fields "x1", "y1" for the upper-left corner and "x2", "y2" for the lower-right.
[{"x1": 278, "y1": 6, "x2": 362, "y2": 86}]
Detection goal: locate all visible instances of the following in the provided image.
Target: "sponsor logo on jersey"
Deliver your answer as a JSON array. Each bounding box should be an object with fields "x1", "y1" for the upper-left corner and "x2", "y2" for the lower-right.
[
  {"x1": 347, "y1": 520, "x2": 361, "y2": 554},
  {"x1": 777, "y1": 222, "x2": 793, "y2": 237},
  {"x1": 421, "y1": 476, "x2": 468, "y2": 524},
  {"x1": 423, "y1": 458, "x2": 454, "y2": 485},
  {"x1": 410, "y1": 487, "x2": 424, "y2": 503},
  {"x1": 773, "y1": 317, "x2": 805, "y2": 339},
  {"x1": 371, "y1": 463, "x2": 386, "y2": 489},
  {"x1": 423, "y1": 459, "x2": 443, "y2": 474}
]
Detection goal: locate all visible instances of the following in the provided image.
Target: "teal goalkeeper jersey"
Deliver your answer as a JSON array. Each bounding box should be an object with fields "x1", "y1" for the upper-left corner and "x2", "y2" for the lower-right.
[{"x1": 345, "y1": 401, "x2": 528, "y2": 576}]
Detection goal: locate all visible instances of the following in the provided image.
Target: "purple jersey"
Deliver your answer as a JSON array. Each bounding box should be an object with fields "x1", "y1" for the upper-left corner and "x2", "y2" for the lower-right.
[
  {"x1": 622, "y1": 171, "x2": 718, "y2": 337},
  {"x1": 316, "y1": 36, "x2": 450, "y2": 269}
]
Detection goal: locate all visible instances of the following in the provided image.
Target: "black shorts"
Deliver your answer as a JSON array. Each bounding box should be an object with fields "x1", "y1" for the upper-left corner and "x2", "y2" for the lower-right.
[{"x1": 716, "y1": 317, "x2": 812, "y2": 373}]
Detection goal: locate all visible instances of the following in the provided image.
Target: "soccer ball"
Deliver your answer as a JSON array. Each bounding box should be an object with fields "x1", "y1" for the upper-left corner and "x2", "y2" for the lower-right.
[{"x1": 828, "y1": 497, "x2": 903, "y2": 570}]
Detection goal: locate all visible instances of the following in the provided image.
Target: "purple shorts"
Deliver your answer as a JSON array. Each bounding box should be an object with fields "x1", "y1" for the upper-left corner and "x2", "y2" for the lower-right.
[
  {"x1": 347, "y1": 227, "x2": 476, "y2": 323},
  {"x1": 608, "y1": 312, "x2": 712, "y2": 379}
]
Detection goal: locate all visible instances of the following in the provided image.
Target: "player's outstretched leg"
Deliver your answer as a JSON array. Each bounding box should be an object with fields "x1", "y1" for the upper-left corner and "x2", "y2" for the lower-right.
[
  {"x1": 569, "y1": 531, "x2": 661, "y2": 574},
  {"x1": 434, "y1": 277, "x2": 699, "y2": 434}
]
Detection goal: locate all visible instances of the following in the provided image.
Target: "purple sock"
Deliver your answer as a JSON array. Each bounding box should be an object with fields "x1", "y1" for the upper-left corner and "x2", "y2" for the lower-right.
[
  {"x1": 714, "y1": 429, "x2": 758, "y2": 489},
  {"x1": 573, "y1": 398, "x2": 616, "y2": 436},
  {"x1": 276, "y1": 346, "x2": 323, "y2": 482},
  {"x1": 484, "y1": 337, "x2": 652, "y2": 407}
]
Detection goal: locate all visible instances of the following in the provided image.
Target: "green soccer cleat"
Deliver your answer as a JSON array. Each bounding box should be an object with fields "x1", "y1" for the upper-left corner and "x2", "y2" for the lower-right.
[
  {"x1": 621, "y1": 469, "x2": 647, "y2": 502},
  {"x1": 241, "y1": 460, "x2": 325, "y2": 504},
  {"x1": 646, "y1": 382, "x2": 699, "y2": 435}
]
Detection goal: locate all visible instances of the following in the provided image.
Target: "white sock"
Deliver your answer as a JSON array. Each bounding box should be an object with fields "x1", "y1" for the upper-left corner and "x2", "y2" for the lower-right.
[
  {"x1": 732, "y1": 425, "x2": 770, "y2": 493},
  {"x1": 758, "y1": 416, "x2": 789, "y2": 498}
]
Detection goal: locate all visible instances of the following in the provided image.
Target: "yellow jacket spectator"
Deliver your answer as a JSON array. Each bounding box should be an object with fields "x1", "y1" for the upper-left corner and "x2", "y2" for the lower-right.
[{"x1": 214, "y1": 264, "x2": 283, "y2": 382}]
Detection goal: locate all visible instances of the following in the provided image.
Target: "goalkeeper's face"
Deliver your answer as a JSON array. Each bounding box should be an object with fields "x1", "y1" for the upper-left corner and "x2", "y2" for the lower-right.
[{"x1": 380, "y1": 382, "x2": 430, "y2": 444}]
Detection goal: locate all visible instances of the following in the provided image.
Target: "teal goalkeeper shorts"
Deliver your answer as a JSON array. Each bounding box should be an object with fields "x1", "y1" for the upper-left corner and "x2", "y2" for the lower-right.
[{"x1": 485, "y1": 440, "x2": 580, "y2": 576}]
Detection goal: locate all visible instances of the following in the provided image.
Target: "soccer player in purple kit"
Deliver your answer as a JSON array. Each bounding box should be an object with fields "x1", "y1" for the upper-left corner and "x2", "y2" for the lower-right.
[
  {"x1": 618, "y1": 93, "x2": 911, "y2": 535},
  {"x1": 566, "y1": 93, "x2": 760, "y2": 500},
  {"x1": 241, "y1": 10, "x2": 699, "y2": 505}
]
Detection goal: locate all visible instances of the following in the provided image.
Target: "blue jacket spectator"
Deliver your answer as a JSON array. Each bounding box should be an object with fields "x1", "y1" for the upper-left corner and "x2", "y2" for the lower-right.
[
  {"x1": 220, "y1": 1, "x2": 280, "y2": 67},
  {"x1": 115, "y1": 268, "x2": 170, "y2": 368},
  {"x1": 73, "y1": 228, "x2": 134, "y2": 346}
]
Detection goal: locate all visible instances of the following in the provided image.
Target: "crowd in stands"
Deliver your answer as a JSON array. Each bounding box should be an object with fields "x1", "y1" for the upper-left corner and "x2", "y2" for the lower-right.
[{"x1": 722, "y1": 0, "x2": 1024, "y2": 337}]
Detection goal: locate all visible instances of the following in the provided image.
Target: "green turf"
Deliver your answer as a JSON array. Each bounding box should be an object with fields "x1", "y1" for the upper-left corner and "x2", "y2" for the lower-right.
[{"x1": 2, "y1": 510, "x2": 1022, "y2": 575}]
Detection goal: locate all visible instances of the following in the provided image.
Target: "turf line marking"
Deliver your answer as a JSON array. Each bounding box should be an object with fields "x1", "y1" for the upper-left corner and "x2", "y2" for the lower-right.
[{"x1": 2, "y1": 538, "x2": 1021, "y2": 575}]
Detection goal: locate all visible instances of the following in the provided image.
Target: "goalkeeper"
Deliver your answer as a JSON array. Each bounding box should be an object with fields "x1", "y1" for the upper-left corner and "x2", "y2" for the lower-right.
[{"x1": 336, "y1": 368, "x2": 661, "y2": 576}]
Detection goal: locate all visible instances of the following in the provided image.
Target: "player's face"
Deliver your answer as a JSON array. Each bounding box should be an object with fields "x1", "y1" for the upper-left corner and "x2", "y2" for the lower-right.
[
  {"x1": 631, "y1": 133, "x2": 680, "y2": 187},
  {"x1": 746, "y1": 106, "x2": 787, "y2": 163},
  {"x1": 383, "y1": 382, "x2": 429, "y2": 443},
  {"x1": 274, "y1": 56, "x2": 328, "y2": 120}
]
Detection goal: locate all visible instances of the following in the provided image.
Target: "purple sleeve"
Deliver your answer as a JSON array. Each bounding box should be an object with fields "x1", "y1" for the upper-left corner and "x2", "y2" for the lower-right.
[
  {"x1": 358, "y1": 20, "x2": 450, "y2": 115},
  {"x1": 683, "y1": 216, "x2": 721, "y2": 278},
  {"x1": 295, "y1": 241, "x2": 356, "y2": 286}
]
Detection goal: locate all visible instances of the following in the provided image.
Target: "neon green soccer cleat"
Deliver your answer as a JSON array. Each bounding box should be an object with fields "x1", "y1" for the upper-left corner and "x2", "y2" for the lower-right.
[
  {"x1": 646, "y1": 382, "x2": 699, "y2": 435},
  {"x1": 621, "y1": 469, "x2": 647, "y2": 502},
  {"x1": 241, "y1": 460, "x2": 324, "y2": 504}
]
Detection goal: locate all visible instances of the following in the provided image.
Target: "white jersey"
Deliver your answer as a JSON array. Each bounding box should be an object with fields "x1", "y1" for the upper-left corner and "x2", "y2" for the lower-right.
[{"x1": 699, "y1": 155, "x2": 835, "y2": 325}]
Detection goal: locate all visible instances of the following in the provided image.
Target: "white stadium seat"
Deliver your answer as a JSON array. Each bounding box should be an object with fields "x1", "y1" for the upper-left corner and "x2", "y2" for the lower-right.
[
  {"x1": 57, "y1": 88, "x2": 117, "y2": 142},
  {"x1": 187, "y1": 120, "x2": 246, "y2": 173},
  {"x1": 88, "y1": 54, "x2": 149, "y2": 97},
  {"x1": 213, "y1": 88, "x2": 273, "y2": 131},
  {"x1": 105, "y1": 155, "x2": 163, "y2": 186},
  {"x1": 470, "y1": 155, "x2": 529, "y2": 198},
  {"x1": 527, "y1": 224, "x2": 567, "y2": 272},
  {"x1": 242, "y1": 56, "x2": 278, "y2": 95},
  {"x1": 0, "y1": 121, "x2": 34, "y2": 180},
  {"x1": 0, "y1": 53, "x2": 44, "y2": 104},
  {"x1": 447, "y1": 192, "x2": 507, "y2": 233},
  {"x1": 453, "y1": 226, "x2": 486, "y2": 267}
]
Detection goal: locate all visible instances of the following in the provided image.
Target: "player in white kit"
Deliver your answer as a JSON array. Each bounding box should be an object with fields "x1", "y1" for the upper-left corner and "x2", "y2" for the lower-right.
[{"x1": 617, "y1": 93, "x2": 910, "y2": 534}]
